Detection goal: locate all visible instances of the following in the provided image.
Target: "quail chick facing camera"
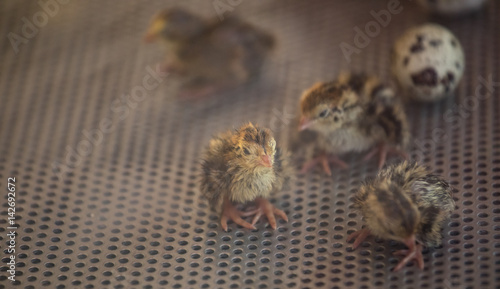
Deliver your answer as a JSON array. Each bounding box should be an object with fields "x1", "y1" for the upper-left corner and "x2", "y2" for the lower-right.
[
  {"x1": 201, "y1": 123, "x2": 291, "y2": 231},
  {"x1": 297, "y1": 73, "x2": 410, "y2": 175},
  {"x1": 144, "y1": 8, "x2": 275, "y2": 99},
  {"x1": 347, "y1": 161, "x2": 454, "y2": 272}
]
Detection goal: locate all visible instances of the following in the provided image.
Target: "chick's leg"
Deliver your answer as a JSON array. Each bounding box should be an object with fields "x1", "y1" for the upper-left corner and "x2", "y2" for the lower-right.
[
  {"x1": 250, "y1": 198, "x2": 288, "y2": 230},
  {"x1": 300, "y1": 153, "x2": 348, "y2": 176},
  {"x1": 346, "y1": 228, "x2": 371, "y2": 249},
  {"x1": 220, "y1": 197, "x2": 256, "y2": 231},
  {"x1": 328, "y1": 155, "x2": 349, "y2": 169},
  {"x1": 393, "y1": 243, "x2": 424, "y2": 271},
  {"x1": 363, "y1": 144, "x2": 408, "y2": 169}
]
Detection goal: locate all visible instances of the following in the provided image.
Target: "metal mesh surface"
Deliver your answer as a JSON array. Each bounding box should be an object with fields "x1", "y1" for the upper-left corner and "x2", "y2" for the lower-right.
[{"x1": 0, "y1": 1, "x2": 499, "y2": 288}]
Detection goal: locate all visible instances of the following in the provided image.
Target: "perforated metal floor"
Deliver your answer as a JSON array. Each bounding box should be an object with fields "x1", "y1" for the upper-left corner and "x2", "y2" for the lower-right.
[{"x1": 0, "y1": 1, "x2": 499, "y2": 289}]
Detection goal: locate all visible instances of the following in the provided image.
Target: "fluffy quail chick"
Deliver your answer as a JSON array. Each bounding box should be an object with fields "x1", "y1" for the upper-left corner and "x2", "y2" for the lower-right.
[
  {"x1": 347, "y1": 161, "x2": 454, "y2": 271},
  {"x1": 298, "y1": 72, "x2": 410, "y2": 175},
  {"x1": 201, "y1": 123, "x2": 291, "y2": 231},
  {"x1": 144, "y1": 8, "x2": 275, "y2": 99}
]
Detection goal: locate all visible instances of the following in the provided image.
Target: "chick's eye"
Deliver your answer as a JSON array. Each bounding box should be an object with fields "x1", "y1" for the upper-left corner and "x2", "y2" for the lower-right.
[
  {"x1": 243, "y1": 148, "x2": 250, "y2": 155},
  {"x1": 318, "y1": 109, "x2": 329, "y2": 118}
]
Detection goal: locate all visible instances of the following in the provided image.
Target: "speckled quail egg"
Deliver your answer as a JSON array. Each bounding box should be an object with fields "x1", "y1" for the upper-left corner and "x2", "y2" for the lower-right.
[
  {"x1": 416, "y1": 0, "x2": 487, "y2": 15},
  {"x1": 391, "y1": 23, "x2": 465, "y2": 102}
]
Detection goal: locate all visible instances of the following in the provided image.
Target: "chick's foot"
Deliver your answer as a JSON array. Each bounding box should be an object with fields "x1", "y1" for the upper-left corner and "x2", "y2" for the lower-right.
[
  {"x1": 249, "y1": 198, "x2": 288, "y2": 230},
  {"x1": 346, "y1": 228, "x2": 371, "y2": 249},
  {"x1": 363, "y1": 144, "x2": 408, "y2": 169},
  {"x1": 220, "y1": 197, "x2": 257, "y2": 231},
  {"x1": 393, "y1": 243, "x2": 424, "y2": 271},
  {"x1": 300, "y1": 154, "x2": 348, "y2": 176}
]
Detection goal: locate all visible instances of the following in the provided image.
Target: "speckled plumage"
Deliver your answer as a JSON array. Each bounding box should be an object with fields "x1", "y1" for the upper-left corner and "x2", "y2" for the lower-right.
[
  {"x1": 349, "y1": 161, "x2": 455, "y2": 271},
  {"x1": 295, "y1": 72, "x2": 410, "y2": 173},
  {"x1": 144, "y1": 8, "x2": 274, "y2": 97},
  {"x1": 200, "y1": 123, "x2": 291, "y2": 230}
]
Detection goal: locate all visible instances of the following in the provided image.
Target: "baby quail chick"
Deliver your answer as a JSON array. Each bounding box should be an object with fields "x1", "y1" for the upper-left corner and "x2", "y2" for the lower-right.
[
  {"x1": 298, "y1": 72, "x2": 410, "y2": 175},
  {"x1": 144, "y1": 8, "x2": 275, "y2": 98},
  {"x1": 347, "y1": 161, "x2": 454, "y2": 271},
  {"x1": 201, "y1": 123, "x2": 291, "y2": 231}
]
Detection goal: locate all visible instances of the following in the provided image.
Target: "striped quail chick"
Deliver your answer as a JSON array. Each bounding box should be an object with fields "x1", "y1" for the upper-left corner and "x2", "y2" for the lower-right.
[
  {"x1": 297, "y1": 72, "x2": 410, "y2": 175},
  {"x1": 201, "y1": 123, "x2": 291, "y2": 231},
  {"x1": 347, "y1": 161, "x2": 455, "y2": 271},
  {"x1": 144, "y1": 8, "x2": 275, "y2": 99}
]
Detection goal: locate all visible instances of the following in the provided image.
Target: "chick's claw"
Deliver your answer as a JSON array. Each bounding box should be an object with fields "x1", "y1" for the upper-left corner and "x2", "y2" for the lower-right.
[
  {"x1": 303, "y1": 155, "x2": 332, "y2": 176},
  {"x1": 300, "y1": 155, "x2": 330, "y2": 176},
  {"x1": 393, "y1": 244, "x2": 424, "y2": 272},
  {"x1": 347, "y1": 228, "x2": 371, "y2": 249},
  {"x1": 220, "y1": 199, "x2": 256, "y2": 231},
  {"x1": 300, "y1": 154, "x2": 348, "y2": 176},
  {"x1": 363, "y1": 144, "x2": 409, "y2": 169},
  {"x1": 250, "y1": 198, "x2": 288, "y2": 229},
  {"x1": 329, "y1": 155, "x2": 349, "y2": 169}
]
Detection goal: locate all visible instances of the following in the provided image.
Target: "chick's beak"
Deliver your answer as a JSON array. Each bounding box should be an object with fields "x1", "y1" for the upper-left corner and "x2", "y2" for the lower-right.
[
  {"x1": 299, "y1": 116, "x2": 312, "y2": 131},
  {"x1": 260, "y1": 155, "x2": 272, "y2": 168}
]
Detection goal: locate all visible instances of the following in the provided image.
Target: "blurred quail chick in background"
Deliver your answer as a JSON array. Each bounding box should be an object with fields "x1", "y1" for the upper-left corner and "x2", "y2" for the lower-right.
[
  {"x1": 296, "y1": 72, "x2": 410, "y2": 175},
  {"x1": 144, "y1": 8, "x2": 275, "y2": 99},
  {"x1": 348, "y1": 161, "x2": 455, "y2": 272},
  {"x1": 200, "y1": 123, "x2": 291, "y2": 231}
]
